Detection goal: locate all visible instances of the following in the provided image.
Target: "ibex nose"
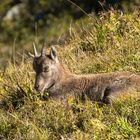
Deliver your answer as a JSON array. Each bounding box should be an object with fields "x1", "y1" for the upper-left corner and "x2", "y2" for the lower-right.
[{"x1": 34, "y1": 84, "x2": 40, "y2": 91}]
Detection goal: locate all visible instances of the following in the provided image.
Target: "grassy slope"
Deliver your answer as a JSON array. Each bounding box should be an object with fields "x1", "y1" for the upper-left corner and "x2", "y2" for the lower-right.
[{"x1": 0, "y1": 11, "x2": 140, "y2": 140}]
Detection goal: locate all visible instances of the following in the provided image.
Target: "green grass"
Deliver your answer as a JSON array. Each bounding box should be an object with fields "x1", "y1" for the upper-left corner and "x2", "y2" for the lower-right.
[{"x1": 0, "y1": 10, "x2": 140, "y2": 139}]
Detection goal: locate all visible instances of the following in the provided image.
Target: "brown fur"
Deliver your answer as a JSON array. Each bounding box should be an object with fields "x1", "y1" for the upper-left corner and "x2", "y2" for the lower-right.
[{"x1": 32, "y1": 45, "x2": 140, "y2": 103}]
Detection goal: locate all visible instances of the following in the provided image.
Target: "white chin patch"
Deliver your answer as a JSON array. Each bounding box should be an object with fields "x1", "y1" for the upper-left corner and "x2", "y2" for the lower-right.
[
  {"x1": 42, "y1": 83, "x2": 50, "y2": 92},
  {"x1": 42, "y1": 84, "x2": 47, "y2": 92}
]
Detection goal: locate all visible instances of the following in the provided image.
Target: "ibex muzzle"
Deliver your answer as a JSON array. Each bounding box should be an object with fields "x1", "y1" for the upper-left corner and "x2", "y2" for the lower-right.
[{"x1": 31, "y1": 43, "x2": 60, "y2": 93}]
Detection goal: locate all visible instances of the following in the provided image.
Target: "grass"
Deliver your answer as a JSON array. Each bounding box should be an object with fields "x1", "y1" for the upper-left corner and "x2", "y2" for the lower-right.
[{"x1": 0, "y1": 10, "x2": 140, "y2": 139}]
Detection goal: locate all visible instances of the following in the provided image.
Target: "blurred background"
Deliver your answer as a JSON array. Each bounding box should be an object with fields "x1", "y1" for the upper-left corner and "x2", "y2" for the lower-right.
[{"x1": 0, "y1": 0, "x2": 140, "y2": 68}]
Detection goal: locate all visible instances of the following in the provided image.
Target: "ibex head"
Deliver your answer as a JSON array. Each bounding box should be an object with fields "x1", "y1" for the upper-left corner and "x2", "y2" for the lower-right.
[{"x1": 31, "y1": 42, "x2": 60, "y2": 92}]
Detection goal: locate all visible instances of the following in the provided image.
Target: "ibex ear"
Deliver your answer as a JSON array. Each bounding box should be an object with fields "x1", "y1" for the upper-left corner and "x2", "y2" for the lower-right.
[{"x1": 50, "y1": 46, "x2": 58, "y2": 62}]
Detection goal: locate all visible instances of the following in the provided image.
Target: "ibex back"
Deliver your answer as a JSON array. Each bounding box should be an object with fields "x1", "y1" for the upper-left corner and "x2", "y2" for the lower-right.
[{"x1": 31, "y1": 43, "x2": 140, "y2": 104}]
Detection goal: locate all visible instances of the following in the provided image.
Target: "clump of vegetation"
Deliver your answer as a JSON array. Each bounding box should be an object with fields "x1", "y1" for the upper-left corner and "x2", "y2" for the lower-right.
[{"x1": 0, "y1": 10, "x2": 140, "y2": 139}]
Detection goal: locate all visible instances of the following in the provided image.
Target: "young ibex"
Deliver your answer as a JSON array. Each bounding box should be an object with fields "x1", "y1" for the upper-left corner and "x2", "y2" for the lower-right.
[{"x1": 31, "y1": 43, "x2": 140, "y2": 103}]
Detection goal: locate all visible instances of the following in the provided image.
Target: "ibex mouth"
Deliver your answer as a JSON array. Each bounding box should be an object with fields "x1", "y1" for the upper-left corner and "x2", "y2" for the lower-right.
[
  {"x1": 34, "y1": 82, "x2": 55, "y2": 95},
  {"x1": 46, "y1": 82, "x2": 55, "y2": 91}
]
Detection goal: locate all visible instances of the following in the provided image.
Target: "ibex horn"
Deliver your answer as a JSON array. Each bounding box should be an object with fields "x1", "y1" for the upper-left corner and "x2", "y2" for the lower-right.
[
  {"x1": 33, "y1": 42, "x2": 38, "y2": 57},
  {"x1": 41, "y1": 42, "x2": 46, "y2": 57}
]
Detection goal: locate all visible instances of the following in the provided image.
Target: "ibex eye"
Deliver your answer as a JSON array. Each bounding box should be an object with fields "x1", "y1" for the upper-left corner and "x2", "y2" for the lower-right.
[{"x1": 43, "y1": 66, "x2": 49, "y2": 72}]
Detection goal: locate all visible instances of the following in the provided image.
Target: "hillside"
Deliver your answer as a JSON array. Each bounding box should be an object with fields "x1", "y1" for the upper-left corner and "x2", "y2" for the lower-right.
[{"x1": 0, "y1": 11, "x2": 140, "y2": 140}]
